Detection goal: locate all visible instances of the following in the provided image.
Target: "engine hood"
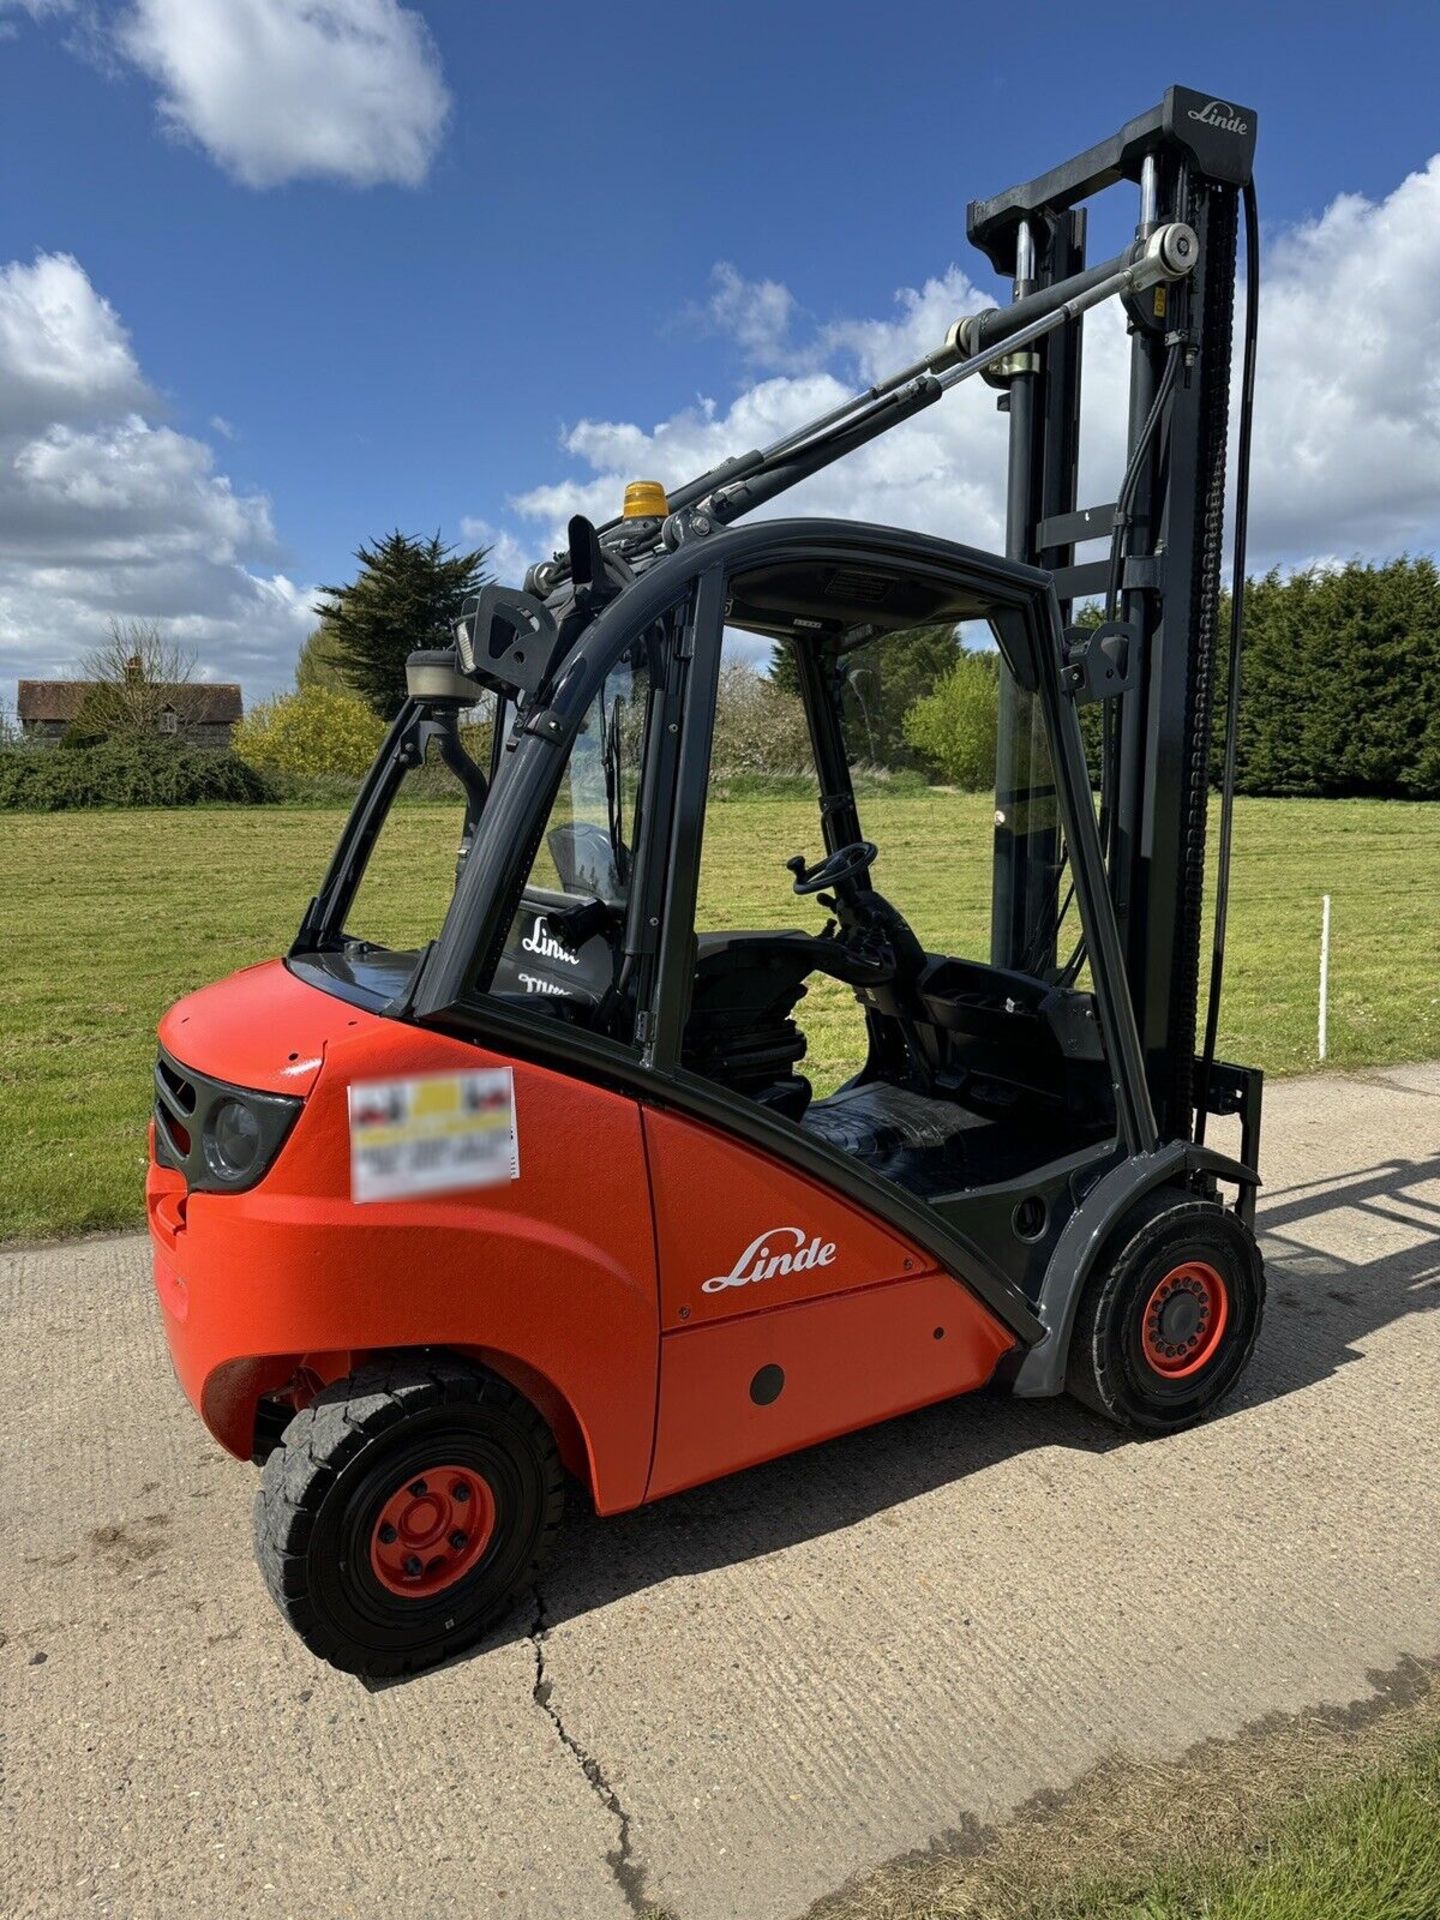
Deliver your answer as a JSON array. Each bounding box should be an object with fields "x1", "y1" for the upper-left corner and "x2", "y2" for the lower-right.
[{"x1": 158, "y1": 958, "x2": 378, "y2": 1097}]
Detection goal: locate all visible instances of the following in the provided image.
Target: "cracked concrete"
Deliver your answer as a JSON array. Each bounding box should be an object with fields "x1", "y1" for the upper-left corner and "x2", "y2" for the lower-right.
[
  {"x1": 3, "y1": 1063, "x2": 1439, "y2": 1919},
  {"x1": 529, "y1": 1585, "x2": 654, "y2": 1918}
]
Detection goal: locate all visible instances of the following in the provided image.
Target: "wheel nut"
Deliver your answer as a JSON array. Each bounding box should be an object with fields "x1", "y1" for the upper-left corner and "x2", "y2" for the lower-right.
[
  {"x1": 452, "y1": 1481, "x2": 470, "y2": 1503},
  {"x1": 450, "y1": 1531, "x2": 468, "y2": 1551},
  {"x1": 403, "y1": 1555, "x2": 422, "y2": 1577},
  {"x1": 408, "y1": 1479, "x2": 427, "y2": 1497},
  {"x1": 378, "y1": 1523, "x2": 397, "y2": 1544}
]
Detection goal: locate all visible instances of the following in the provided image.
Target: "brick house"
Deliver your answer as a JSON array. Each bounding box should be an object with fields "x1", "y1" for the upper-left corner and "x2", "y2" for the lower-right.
[{"x1": 17, "y1": 675, "x2": 243, "y2": 748}]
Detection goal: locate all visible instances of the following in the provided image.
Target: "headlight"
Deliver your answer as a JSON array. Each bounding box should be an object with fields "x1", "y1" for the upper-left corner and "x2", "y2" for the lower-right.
[
  {"x1": 205, "y1": 1098, "x2": 263, "y2": 1181},
  {"x1": 154, "y1": 1048, "x2": 300, "y2": 1193}
]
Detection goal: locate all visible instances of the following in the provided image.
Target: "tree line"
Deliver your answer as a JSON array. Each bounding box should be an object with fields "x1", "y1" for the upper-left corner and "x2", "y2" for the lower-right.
[{"x1": 255, "y1": 539, "x2": 1440, "y2": 801}]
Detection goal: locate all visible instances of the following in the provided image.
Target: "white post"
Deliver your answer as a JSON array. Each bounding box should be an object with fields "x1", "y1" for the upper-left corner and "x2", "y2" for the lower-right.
[{"x1": 1318, "y1": 894, "x2": 1332, "y2": 1062}]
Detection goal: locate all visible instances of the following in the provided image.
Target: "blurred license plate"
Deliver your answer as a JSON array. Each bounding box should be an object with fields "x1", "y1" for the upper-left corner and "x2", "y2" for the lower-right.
[{"x1": 348, "y1": 1068, "x2": 518, "y2": 1204}]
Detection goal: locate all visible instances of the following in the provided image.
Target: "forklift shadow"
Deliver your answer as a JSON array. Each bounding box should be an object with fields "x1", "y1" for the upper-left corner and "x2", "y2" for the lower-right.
[
  {"x1": 395, "y1": 1152, "x2": 1440, "y2": 1676},
  {"x1": 546, "y1": 1378, "x2": 1121, "y2": 1629},
  {"x1": 1239, "y1": 1150, "x2": 1440, "y2": 1409},
  {"x1": 535, "y1": 1155, "x2": 1440, "y2": 1624}
]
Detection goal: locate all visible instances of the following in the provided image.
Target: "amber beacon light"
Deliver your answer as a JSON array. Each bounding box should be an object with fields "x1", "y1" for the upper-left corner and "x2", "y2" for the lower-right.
[{"x1": 622, "y1": 479, "x2": 670, "y2": 519}]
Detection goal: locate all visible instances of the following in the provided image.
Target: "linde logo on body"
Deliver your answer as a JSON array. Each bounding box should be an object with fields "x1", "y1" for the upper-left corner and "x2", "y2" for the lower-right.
[
  {"x1": 702, "y1": 1226, "x2": 838, "y2": 1293},
  {"x1": 520, "y1": 915, "x2": 578, "y2": 965},
  {"x1": 1187, "y1": 98, "x2": 1248, "y2": 135}
]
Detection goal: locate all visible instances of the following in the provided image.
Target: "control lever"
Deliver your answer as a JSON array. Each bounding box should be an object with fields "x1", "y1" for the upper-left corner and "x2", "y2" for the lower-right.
[{"x1": 544, "y1": 897, "x2": 614, "y2": 954}]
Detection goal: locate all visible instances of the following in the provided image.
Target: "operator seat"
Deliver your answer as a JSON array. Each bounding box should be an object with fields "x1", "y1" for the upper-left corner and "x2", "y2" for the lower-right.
[{"x1": 682, "y1": 932, "x2": 818, "y2": 1117}]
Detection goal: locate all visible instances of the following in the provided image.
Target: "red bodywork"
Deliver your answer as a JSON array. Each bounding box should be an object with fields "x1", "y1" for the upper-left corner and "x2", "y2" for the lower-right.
[{"x1": 148, "y1": 961, "x2": 1016, "y2": 1511}]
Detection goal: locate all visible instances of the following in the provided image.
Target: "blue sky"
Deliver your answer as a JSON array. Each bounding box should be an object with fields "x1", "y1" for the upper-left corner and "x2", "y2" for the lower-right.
[{"x1": 3, "y1": 0, "x2": 1440, "y2": 699}]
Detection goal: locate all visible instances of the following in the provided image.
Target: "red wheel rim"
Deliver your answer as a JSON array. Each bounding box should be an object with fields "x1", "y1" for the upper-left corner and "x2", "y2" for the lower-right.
[
  {"x1": 368, "y1": 1464, "x2": 496, "y2": 1598},
  {"x1": 1140, "y1": 1260, "x2": 1229, "y2": 1379}
]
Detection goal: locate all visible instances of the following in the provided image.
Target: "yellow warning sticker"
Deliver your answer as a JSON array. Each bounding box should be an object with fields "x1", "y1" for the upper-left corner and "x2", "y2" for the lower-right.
[{"x1": 348, "y1": 1068, "x2": 518, "y2": 1204}]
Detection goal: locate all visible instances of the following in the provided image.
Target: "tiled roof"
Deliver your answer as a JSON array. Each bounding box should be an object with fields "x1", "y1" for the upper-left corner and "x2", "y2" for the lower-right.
[{"x1": 17, "y1": 680, "x2": 243, "y2": 724}]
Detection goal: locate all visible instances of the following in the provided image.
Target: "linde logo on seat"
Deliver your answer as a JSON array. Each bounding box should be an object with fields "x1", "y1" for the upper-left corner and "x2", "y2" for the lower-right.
[
  {"x1": 517, "y1": 972, "x2": 566, "y2": 996},
  {"x1": 520, "y1": 915, "x2": 578, "y2": 965},
  {"x1": 1187, "y1": 98, "x2": 1248, "y2": 135},
  {"x1": 702, "y1": 1226, "x2": 838, "y2": 1293}
]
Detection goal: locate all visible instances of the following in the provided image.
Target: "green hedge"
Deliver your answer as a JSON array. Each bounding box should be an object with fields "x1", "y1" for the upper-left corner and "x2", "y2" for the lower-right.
[
  {"x1": 0, "y1": 738, "x2": 276, "y2": 811},
  {"x1": 1235, "y1": 558, "x2": 1440, "y2": 797},
  {"x1": 1070, "y1": 557, "x2": 1440, "y2": 799}
]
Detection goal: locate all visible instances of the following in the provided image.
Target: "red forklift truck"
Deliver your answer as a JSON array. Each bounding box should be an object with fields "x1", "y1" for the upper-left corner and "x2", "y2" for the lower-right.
[{"x1": 148, "y1": 88, "x2": 1265, "y2": 1675}]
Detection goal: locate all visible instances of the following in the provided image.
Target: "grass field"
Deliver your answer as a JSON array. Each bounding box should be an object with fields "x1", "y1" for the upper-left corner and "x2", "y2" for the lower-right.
[
  {"x1": 812, "y1": 1662, "x2": 1440, "y2": 1920},
  {"x1": 1056, "y1": 1731, "x2": 1440, "y2": 1920},
  {"x1": 2, "y1": 791, "x2": 1438, "y2": 1241}
]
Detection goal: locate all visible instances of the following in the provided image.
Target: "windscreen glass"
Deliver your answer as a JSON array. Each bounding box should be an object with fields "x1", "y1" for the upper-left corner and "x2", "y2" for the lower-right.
[
  {"x1": 297, "y1": 701, "x2": 494, "y2": 1002},
  {"x1": 488, "y1": 644, "x2": 652, "y2": 1023}
]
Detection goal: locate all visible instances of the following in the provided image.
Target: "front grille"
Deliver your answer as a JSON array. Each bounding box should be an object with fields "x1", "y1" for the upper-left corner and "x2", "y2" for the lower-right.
[
  {"x1": 153, "y1": 1054, "x2": 197, "y2": 1167},
  {"x1": 156, "y1": 1055, "x2": 196, "y2": 1116}
]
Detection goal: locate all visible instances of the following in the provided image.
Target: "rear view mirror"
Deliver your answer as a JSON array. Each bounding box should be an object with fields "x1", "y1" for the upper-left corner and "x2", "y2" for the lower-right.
[{"x1": 455, "y1": 585, "x2": 564, "y2": 701}]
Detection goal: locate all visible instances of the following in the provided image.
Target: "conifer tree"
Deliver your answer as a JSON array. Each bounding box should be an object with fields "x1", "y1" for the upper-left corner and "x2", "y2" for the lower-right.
[{"x1": 318, "y1": 532, "x2": 489, "y2": 719}]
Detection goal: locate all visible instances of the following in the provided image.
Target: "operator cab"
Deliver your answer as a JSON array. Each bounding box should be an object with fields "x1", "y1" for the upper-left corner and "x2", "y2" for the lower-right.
[{"x1": 475, "y1": 540, "x2": 1116, "y2": 1201}]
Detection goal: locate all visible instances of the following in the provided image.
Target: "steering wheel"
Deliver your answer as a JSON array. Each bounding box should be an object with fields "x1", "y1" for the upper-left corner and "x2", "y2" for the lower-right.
[{"x1": 786, "y1": 840, "x2": 879, "y2": 896}]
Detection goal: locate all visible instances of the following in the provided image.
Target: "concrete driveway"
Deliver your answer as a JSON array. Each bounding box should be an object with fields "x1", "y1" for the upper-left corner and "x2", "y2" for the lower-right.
[{"x1": 4, "y1": 1065, "x2": 1438, "y2": 1920}]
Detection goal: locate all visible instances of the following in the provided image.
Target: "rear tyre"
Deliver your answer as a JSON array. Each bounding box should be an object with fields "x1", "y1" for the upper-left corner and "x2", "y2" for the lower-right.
[
  {"x1": 1066, "y1": 1191, "x2": 1264, "y2": 1434},
  {"x1": 255, "y1": 1357, "x2": 563, "y2": 1677}
]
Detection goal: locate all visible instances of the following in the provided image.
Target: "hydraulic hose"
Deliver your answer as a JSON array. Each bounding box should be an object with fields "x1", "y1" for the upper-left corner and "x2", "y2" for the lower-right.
[
  {"x1": 1195, "y1": 177, "x2": 1259, "y2": 1147},
  {"x1": 1105, "y1": 343, "x2": 1183, "y2": 623}
]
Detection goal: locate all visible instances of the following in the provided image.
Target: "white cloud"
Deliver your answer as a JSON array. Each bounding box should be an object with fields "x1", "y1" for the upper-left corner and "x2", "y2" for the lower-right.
[
  {"x1": 0, "y1": 253, "x2": 151, "y2": 432},
  {"x1": 114, "y1": 0, "x2": 450, "y2": 189},
  {"x1": 1248, "y1": 155, "x2": 1440, "y2": 556},
  {"x1": 9, "y1": 416, "x2": 273, "y2": 556},
  {"x1": 0, "y1": 252, "x2": 316, "y2": 699},
  {"x1": 704, "y1": 263, "x2": 812, "y2": 373},
  {"x1": 492, "y1": 156, "x2": 1440, "y2": 607}
]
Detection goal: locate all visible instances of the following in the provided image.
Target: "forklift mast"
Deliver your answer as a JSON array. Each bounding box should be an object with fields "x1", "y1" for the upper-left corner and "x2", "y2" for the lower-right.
[{"x1": 970, "y1": 87, "x2": 1257, "y2": 1144}]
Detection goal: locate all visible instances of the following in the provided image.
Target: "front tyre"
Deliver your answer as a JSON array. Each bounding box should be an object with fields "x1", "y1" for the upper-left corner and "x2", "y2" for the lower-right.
[
  {"x1": 255, "y1": 1358, "x2": 563, "y2": 1676},
  {"x1": 1067, "y1": 1192, "x2": 1265, "y2": 1434}
]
